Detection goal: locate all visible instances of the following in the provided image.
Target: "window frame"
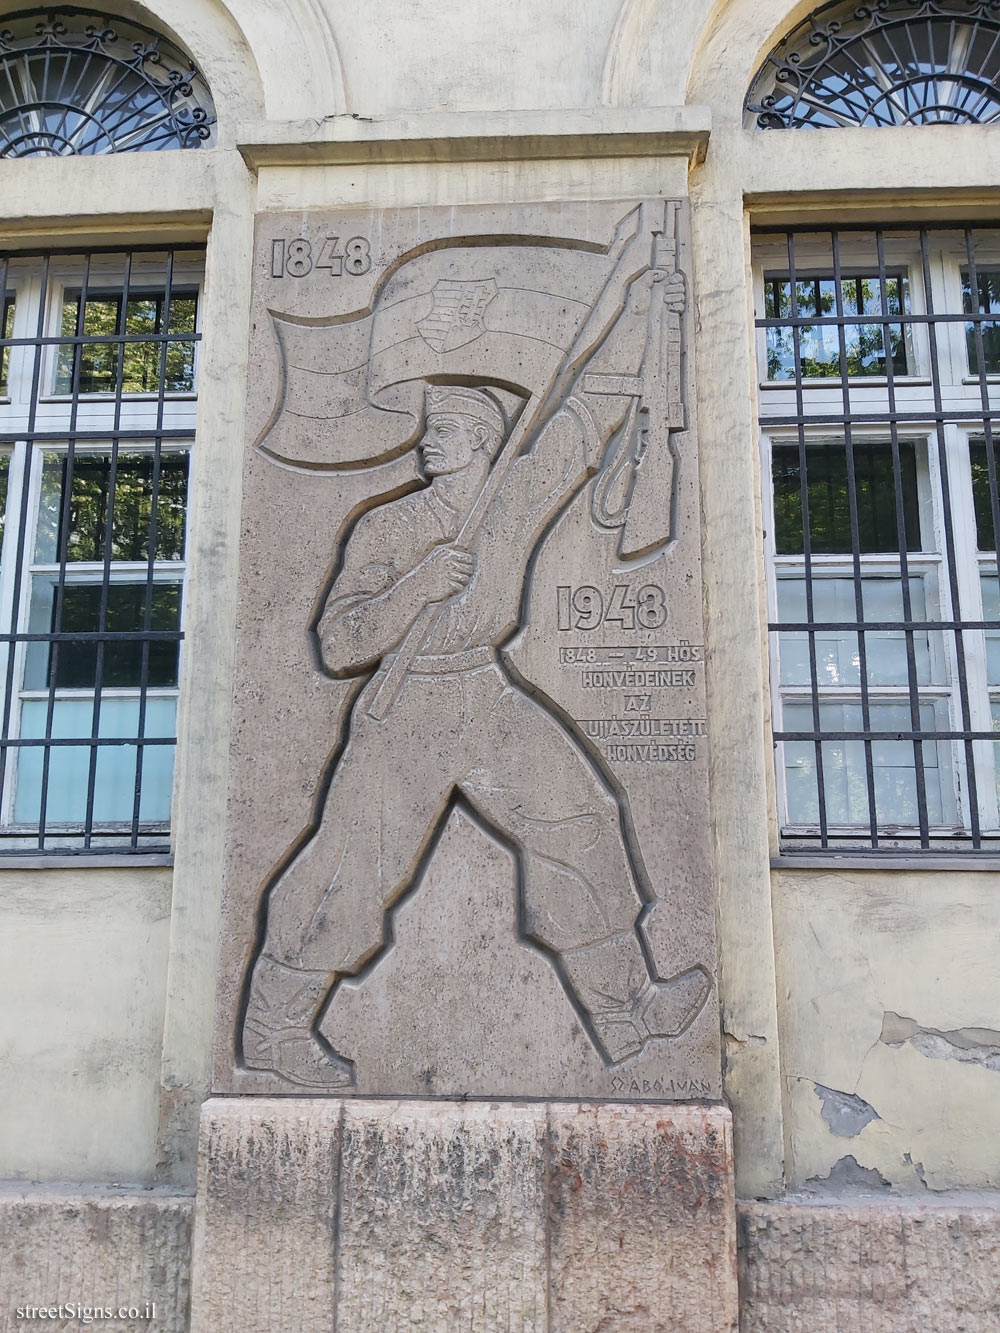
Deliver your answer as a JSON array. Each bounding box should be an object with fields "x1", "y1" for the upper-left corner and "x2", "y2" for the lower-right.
[
  {"x1": 0, "y1": 243, "x2": 203, "y2": 853},
  {"x1": 755, "y1": 222, "x2": 1000, "y2": 853}
]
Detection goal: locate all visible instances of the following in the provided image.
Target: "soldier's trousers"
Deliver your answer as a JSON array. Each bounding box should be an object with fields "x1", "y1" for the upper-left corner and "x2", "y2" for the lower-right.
[{"x1": 261, "y1": 653, "x2": 645, "y2": 974}]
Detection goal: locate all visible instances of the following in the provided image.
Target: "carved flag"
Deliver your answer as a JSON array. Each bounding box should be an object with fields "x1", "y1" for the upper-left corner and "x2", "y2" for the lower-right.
[{"x1": 257, "y1": 231, "x2": 638, "y2": 470}]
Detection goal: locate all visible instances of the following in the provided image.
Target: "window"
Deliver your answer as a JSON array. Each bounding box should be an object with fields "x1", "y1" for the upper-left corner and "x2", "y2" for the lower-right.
[
  {"x1": 0, "y1": 245, "x2": 203, "y2": 852},
  {"x1": 755, "y1": 224, "x2": 1000, "y2": 851},
  {"x1": 0, "y1": 10, "x2": 216, "y2": 157},
  {"x1": 745, "y1": 0, "x2": 1000, "y2": 129}
]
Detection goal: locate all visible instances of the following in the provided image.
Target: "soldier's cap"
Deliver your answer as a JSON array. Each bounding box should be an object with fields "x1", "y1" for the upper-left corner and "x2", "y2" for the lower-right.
[{"x1": 425, "y1": 385, "x2": 506, "y2": 436}]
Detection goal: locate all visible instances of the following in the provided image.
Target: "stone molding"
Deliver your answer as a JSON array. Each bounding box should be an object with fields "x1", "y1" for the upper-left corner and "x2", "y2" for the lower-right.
[{"x1": 236, "y1": 106, "x2": 711, "y2": 168}]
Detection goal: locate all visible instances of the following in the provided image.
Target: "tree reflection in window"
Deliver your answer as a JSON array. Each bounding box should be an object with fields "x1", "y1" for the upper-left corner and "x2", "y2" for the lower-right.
[
  {"x1": 1, "y1": 295, "x2": 13, "y2": 395},
  {"x1": 55, "y1": 290, "x2": 197, "y2": 395},
  {"x1": 764, "y1": 273, "x2": 909, "y2": 379},
  {"x1": 964, "y1": 267, "x2": 1000, "y2": 376},
  {"x1": 34, "y1": 451, "x2": 189, "y2": 563},
  {"x1": 772, "y1": 440, "x2": 921, "y2": 554}
]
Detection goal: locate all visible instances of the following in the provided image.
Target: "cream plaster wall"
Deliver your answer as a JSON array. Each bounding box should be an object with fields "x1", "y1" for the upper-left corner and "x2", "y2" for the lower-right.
[
  {"x1": 0, "y1": 869, "x2": 172, "y2": 1181},
  {"x1": 772, "y1": 870, "x2": 1000, "y2": 1193},
  {"x1": 324, "y1": 0, "x2": 621, "y2": 115}
]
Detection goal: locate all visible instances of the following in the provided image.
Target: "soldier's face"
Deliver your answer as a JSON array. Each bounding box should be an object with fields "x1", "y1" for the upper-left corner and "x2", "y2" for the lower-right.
[{"x1": 421, "y1": 414, "x2": 480, "y2": 475}]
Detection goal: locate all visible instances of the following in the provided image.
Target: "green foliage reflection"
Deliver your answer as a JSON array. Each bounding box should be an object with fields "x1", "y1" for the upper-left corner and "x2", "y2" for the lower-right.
[
  {"x1": 765, "y1": 273, "x2": 908, "y2": 379},
  {"x1": 772, "y1": 440, "x2": 920, "y2": 554},
  {"x1": 35, "y1": 451, "x2": 189, "y2": 563},
  {"x1": 963, "y1": 268, "x2": 1000, "y2": 376},
  {"x1": 1, "y1": 295, "x2": 13, "y2": 394},
  {"x1": 55, "y1": 288, "x2": 196, "y2": 394}
]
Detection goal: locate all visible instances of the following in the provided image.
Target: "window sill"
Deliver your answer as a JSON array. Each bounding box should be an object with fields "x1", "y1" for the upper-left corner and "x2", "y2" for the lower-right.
[
  {"x1": 37, "y1": 393, "x2": 197, "y2": 404},
  {"x1": 759, "y1": 377, "x2": 932, "y2": 391},
  {"x1": 772, "y1": 852, "x2": 1000, "y2": 871},
  {"x1": 0, "y1": 852, "x2": 172, "y2": 869}
]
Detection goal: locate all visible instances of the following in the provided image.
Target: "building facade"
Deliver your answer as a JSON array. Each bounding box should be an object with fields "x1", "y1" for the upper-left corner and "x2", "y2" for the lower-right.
[{"x1": 0, "y1": 1, "x2": 998, "y2": 1329}]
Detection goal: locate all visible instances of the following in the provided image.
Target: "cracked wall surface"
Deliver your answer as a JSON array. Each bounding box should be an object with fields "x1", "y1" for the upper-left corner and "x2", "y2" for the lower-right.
[{"x1": 771, "y1": 870, "x2": 1000, "y2": 1193}]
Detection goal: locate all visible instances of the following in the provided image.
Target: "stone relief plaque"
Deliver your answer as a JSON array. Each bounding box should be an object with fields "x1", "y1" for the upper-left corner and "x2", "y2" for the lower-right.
[{"x1": 214, "y1": 201, "x2": 721, "y2": 1099}]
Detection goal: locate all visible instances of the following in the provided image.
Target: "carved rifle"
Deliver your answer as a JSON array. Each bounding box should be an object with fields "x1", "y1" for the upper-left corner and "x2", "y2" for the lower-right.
[
  {"x1": 591, "y1": 199, "x2": 685, "y2": 560},
  {"x1": 366, "y1": 202, "x2": 654, "y2": 722}
]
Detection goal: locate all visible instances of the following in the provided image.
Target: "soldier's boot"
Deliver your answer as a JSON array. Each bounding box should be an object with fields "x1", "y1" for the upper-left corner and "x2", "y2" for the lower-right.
[
  {"x1": 242, "y1": 953, "x2": 354, "y2": 1088},
  {"x1": 561, "y1": 932, "x2": 711, "y2": 1065}
]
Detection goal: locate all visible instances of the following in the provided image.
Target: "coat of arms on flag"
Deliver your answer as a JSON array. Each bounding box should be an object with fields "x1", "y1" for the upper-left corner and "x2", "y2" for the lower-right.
[{"x1": 416, "y1": 279, "x2": 498, "y2": 352}]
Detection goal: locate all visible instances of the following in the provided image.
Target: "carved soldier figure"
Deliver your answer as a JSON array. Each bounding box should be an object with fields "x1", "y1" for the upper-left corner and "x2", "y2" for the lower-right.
[{"x1": 241, "y1": 269, "x2": 710, "y2": 1088}]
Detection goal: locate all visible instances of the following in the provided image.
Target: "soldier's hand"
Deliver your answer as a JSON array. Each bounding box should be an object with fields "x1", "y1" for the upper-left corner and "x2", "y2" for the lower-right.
[
  {"x1": 662, "y1": 271, "x2": 686, "y2": 314},
  {"x1": 627, "y1": 268, "x2": 685, "y2": 316},
  {"x1": 415, "y1": 544, "x2": 477, "y2": 603}
]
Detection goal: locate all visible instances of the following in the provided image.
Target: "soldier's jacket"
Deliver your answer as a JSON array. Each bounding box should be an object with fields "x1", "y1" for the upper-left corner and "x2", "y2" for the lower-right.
[{"x1": 317, "y1": 391, "x2": 624, "y2": 670}]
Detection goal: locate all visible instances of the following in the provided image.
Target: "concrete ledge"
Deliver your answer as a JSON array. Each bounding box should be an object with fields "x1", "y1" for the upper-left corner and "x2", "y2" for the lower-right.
[
  {"x1": 0, "y1": 1188, "x2": 193, "y2": 1333},
  {"x1": 237, "y1": 106, "x2": 711, "y2": 168},
  {"x1": 739, "y1": 1199, "x2": 1000, "y2": 1333},
  {"x1": 191, "y1": 1098, "x2": 736, "y2": 1332}
]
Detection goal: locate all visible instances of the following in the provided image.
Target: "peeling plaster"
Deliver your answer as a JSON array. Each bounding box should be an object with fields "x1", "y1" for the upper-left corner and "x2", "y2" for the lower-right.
[
  {"x1": 903, "y1": 1152, "x2": 929, "y2": 1188},
  {"x1": 813, "y1": 1084, "x2": 880, "y2": 1138},
  {"x1": 880, "y1": 1012, "x2": 1000, "y2": 1073},
  {"x1": 772, "y1": 871, "x2": 1000, "y2": 1192},
  {"x1": 804, "y1": 1154, "x2": 891, "y2": 1195},
  {"x1": 723, "y1": 1031, "x2": 767, "y2": 1055}
]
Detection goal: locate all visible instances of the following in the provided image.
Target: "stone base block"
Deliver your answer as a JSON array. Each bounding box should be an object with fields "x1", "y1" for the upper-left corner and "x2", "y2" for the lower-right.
[
  {"x1": 191, "y1": 1098, "x2": 736, "y2": 1333},
  {"x1": 0, "y1": 1187, "x2": 192, "y2": 1333},
  {"x1": 739, "y1": 1200, "x2": 1000, "y2": 1333}
]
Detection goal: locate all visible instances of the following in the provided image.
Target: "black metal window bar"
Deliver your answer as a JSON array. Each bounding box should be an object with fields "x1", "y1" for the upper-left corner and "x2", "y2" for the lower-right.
[
  {"x1": 754, "y1": 223, "x2": 1000, "y2": 852},
  {"x1": 0, "y1": 244, "x2": 203, "y2": 853}
]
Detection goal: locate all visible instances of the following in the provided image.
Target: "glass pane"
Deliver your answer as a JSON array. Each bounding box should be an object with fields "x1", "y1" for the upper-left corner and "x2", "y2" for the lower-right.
[
  {"x1": 0, "y1": 452, "x2": 9, "y2": 557},
  {"x1": 962, "y1": 268, "x2": 1000, "y2": 376},
  {"x1": 772, "y1": 440, "x2": 920, "y2": 554},
  {"x1": 781, "y1": 698, "x2": 955, "y2": 828},
  {"x1": 993, "y1": 700, "x2": 1000, "y2": 813},
  {"x1": 0, "y1": 294, "x2": 13, "y2": 394},
  {"x1": 54, "y1": 289, "x2": 197, "y2": 394},
  {"x1": 34, "y1": 451, "x2": 189, "y2": 563},
  {"x1": 13, "y1": 697, "x2": 175, "y2": 825},
  {"x1": 776, "y1": 573, "x2": 936, "y2": 687},
  {"x1": 23, "y1": 580, "x2": 181, "y2": 689},
  {"x1": 982, "y1": 574, "x2": 1000, "y2": 685},
  {"x1": 970, "y1": 441, "x2": 1000, "y2": 552},
  {"x1": 764, "y1": 273, "x2": 909, "y2": 380}
]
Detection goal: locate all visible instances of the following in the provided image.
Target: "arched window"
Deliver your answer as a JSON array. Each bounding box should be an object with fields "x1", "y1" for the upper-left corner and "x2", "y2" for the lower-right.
[
  {"x1": 745, "y1": 0, "x2": 1000, "y2": 130},
  {"x1": 0, "y1": 7, "x2": 216, "y2": 156}
]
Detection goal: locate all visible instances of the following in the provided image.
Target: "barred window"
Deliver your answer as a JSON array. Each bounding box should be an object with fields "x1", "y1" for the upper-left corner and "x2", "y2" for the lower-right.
[
  {"x1": 0, "y1": 245, "x2": 203, "y2": 852},
  {"x1": 754, "y1": 225, "x2": 1000, "y2": 852}
]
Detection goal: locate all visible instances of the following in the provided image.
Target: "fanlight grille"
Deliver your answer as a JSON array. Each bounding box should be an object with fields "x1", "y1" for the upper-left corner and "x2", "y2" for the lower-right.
[
  {"x1": 0, "y1": 8, "x2": 216, "y2": 156},
  {"x1": 745, "y1": 0, "x2": 1000, "y2": 129}
]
